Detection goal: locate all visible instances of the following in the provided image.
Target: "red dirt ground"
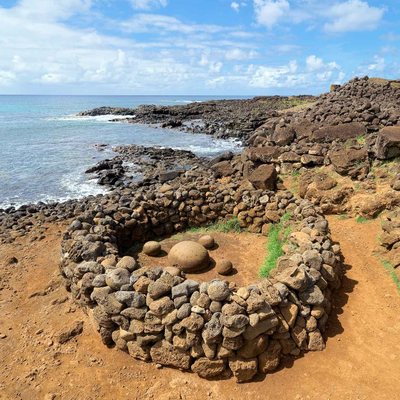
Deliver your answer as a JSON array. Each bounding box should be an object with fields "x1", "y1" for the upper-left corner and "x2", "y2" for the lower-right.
[{"x1": 0, "y1": 217, "x2": 399, "y2": 400}]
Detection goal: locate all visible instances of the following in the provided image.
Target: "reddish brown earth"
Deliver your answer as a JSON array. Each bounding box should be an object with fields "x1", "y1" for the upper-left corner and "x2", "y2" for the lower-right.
[
  {"x1": 137, "y1": 231, "x2": 267, "y2": 286},
  {"x1": 0, "y1": 217, "x2": 399, "y2": 400}
]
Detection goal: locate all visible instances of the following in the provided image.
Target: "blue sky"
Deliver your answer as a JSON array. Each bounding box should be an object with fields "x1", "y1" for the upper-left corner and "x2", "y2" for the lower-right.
[{"x1": 0, "y1": 0, "x2": 399, "y2": 95}]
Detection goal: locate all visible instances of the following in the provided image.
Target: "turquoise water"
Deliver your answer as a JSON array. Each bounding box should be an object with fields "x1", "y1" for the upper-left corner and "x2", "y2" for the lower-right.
[{"x1": 0, "y1": 95, "x2": 243, "y2": 209}]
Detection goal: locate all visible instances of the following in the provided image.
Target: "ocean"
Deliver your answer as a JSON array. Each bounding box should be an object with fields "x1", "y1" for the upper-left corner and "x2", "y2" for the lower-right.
[{"x1": 0, "y1": 95, "x2": 244, "y2": 209}]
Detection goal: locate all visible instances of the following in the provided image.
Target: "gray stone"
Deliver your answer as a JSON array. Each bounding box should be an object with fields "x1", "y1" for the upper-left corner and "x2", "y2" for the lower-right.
[
  {"x1": 105, "y1": 268, "x2": 131, "y2": 290},
  {"x1": 208, "y1": 280, "x2": 230, "y2": 301}
]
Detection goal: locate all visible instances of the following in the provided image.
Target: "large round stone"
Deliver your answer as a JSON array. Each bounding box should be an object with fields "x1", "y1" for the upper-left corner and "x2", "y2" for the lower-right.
[{"x1": 168, "y1": 241, "x2": 210, "y2": 272}]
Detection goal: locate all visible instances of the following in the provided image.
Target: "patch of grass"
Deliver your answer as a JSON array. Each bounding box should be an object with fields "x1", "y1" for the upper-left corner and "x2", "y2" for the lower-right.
[
  {"x1": 186, "y1": 216, "x2": 242, "y2": 234},
  {"x1": 259, "y1": 212, "x2": 293, "y2": 278},
  {"x1": 355, "y1": 215, "x2": 370, "y2": 224},
  {"x1": 337, "y1": 214, "x2": 349, "y2": 220},
  {"x1": 356, "y1": 135, "x2": 366, "y2": 145},
  {"x1": 381, "y1": 260, "x2": 400, "y2": 293}
]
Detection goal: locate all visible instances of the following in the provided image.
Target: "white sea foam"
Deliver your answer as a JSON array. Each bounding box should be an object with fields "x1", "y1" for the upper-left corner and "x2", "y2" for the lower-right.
[
  {"x1": 60, "y1": 170, "x2": 107, "y2": 199},
  {"x1": 46, "y1": 114, "x2": 136, "y2": 122}
]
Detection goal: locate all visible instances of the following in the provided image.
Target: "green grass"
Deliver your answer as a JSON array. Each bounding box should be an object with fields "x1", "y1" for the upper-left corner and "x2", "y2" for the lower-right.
[
  {"x1": 381, "y1": 260, "x2": 400, "y2": 293},
  {"x1": 337, "y1": 214, "x2": 349, "y2": 220},
  {"x1": 356, "y1": 135, "x2": 366, "y2": 145},
  {"x1": 259, "y1": 212, "x2": 293, "y2": 278},
  {"x1": 186, "y1": 216, "x2": 242, "y2": 234},
  {"x1": 355, "y1": 216, "x2": 370, "y2": 224}
]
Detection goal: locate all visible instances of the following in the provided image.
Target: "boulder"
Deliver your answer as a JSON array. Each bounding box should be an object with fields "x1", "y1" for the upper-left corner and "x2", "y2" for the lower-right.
[
  {"x1": 237, "y1": 335, "x2": 269, "y2": 359},
  {"x1": 150, "y1": 340, "x2": 191, "y2": 370},
  {"x1": 207, "y1": 280, "x2": 230, "y2": 301},
  {"x1": 244, "y1": 147, "x2": 281, "y2": 163},
  {"x1": 168, "y1": 241, "x2": 210, "y2": 272},
  {"x1": 272, "y1": 125, "x2": 296, "y2": 146},
  {"x1": 248, "y1": 164, "x2": 277, "y2": 191},
  {"x1": 191, "y1": 358, "x2": 226, "y2": 379},
  {"x1": 198, "y1": 235, "x2": 215, "y2": 249},
  {"x1": 228, "y1": 357, "x2": 258, "y2": 382},
  {"x1": 375, "y1": 126, "x2": 400, "y2": 160},
  {"x1": 211, "y1": 161, "x2": 234, "y2": 178},
  {"x1": 143, "y1": 241, "x2": 161, "y2": 256},
  {"x1": 105, "y1": 268, "x2": 131, "y2": 290},
  {"x1": 216, "y1": 260, "x2": 233, "y2": 275},
  {"x1": 258, "y1": 340, "x2": 282, "y2": 373},
  {"x1": 311, "y1": 122, "x2": 366, "y2": 143},
  {"x1": 116, "y1": 256, "x2": 137, "y2": 271},
  {"x1": 329, "y1": 147, "x2": 368, "y2": 177}
]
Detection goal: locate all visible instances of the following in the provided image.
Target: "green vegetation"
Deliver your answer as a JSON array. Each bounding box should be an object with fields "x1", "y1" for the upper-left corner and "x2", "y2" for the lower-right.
[
  {"x1": 259, "y1": 212, "x2": 293, "y2": 278},
  {"x1": 186, "y1": 216, "x2": 241, "y2": 234},
  {"x1": 381, "y1": 260, "x2": 400, "y2": 293},
  {"x1": 356, "y1": 135, "x2": 366, "y2": 145},
  {"x1": 337, "y1": 214, "x2": 349, "y2": 220},
  {"x1": 355, "y1": 215, "x2": 370, "y2": 224}
]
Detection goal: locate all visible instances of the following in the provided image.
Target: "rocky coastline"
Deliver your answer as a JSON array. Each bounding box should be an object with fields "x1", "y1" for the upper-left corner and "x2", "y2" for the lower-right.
[{"x1": 2, "y1": 76, "x2": 400, "y2": 382}]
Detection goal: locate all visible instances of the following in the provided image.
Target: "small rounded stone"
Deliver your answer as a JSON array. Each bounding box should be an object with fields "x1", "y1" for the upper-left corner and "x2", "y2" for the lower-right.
[
  {"x1": 168, "y1": 241, "x2": 210, "y2": 272},
  {"x1": 216, "y1": 260, "x2": 233, "y2": 276},
  {"x1": 198, "y1": 235, "x2": 215, "y2": 249},
  {"x1": 143, "y1": 241, "x2": 162, "y2": 256},
  {"x1": 116, "y1": 256, "x2": 137, "y2": 271}
]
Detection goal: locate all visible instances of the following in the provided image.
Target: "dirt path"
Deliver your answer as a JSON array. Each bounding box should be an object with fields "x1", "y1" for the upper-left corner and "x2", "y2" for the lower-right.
[{"x1": 0, "y1": 217, "x2": 399, "y2": 400}]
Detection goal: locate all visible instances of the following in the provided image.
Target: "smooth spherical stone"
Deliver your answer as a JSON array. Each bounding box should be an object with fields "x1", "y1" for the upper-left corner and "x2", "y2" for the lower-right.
[
  {"x1": 198, "y1": 235, "x2": 215, "y2": 249},
  {"x1": 217, "y1": 260, "x2": 233, "y2": 276},
  {"x1": 168, "y1": 241, "x2": 210, "y2": 272},
  {"x1": 143, "y1": 241, "x2": 161, "y2": 256}
]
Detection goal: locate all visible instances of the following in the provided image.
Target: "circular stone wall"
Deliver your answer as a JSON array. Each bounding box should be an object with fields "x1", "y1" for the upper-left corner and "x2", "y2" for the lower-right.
[{"x1": 60, "y1": 178, "x2": 343, "y2": 382}]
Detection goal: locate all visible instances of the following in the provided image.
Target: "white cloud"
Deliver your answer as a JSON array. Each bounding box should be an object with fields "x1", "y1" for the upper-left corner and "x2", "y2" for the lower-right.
[
  {"x1": 366, "y1": 55, "x2": 385, "y2": 72},
  {"x1": 225, "y1": 48, "x2": 258, "y2": 61},
  {"x1": 252, "y1": 0, "x2": 385, "y2": 33},
  {"x1": 323, "y1": 0, "x2": 385, "y2": 33},
  {"x1": 248, "y1": 56, "x2": 343, "y2": 88},
  {"x1": 306, "y1": 55, "x2": 339, "y2": 72},
  {"x1": 0, "y1": 70, "x2": 16, "y2": 85},
  {"x1": 130, "y1": 0, "x2": 168, "y2": 10},
  {"x1": 231, "y1": 2, "x2": 240, "y2": 12},
  {"x1": 253, "y1": 0, "x2": 290, "y2": 28},
  {"x1": 121, "y1": 14, "x2": 226, "y2": 34}
]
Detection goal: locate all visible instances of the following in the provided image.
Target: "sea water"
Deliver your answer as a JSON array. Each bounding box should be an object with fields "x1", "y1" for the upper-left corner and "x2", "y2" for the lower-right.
[{"x1": 0, "y1": 95, "x2": 244, "y2": 209}]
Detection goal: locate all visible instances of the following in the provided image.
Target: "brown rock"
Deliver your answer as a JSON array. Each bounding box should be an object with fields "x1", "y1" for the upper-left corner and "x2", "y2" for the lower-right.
[
  {"x1": 308, "y1": 329, "x2": 325, "y2": 351},
  {"x1": 237, "y1": 335, "x2": 269, "y2": 359},
  {"x1": 216, "y1": 260, "x2": 233, "y2": 275},
  {"x1": 228, "y1": 357, "x2": 258, "y2": 382},
  {"x1": 198, "y1": 235, "x2": 215, "y2": 249},
  {"x1": 168, "y1": 241, "x2": 210, "y2": 272},
  {"x1": 375, "y1": 126, "x2": 400, "y2": 160},
  {"x1": 258, "y1": 339, "x2": 282, "y2": 373},
  {"x1": 311, "y1": 122, "x2": 366, "y2": 143},
  {"x1": 57, "y1": 321, "x2": 84, "y2": 344},
  {"x1": 191, "y1": 358, "x2": 226, "y2": 379},
  {"x1": 150, "y1": 340, "x2": 191, "y2": 370},
  {"x1": 143, "y1": 241, "x2": 161, "y2": 256},
  {"x1": 248, "y1": 164, "x2": 277, "y2": 191},
  {"x1": 211, "y1": 161, "x2": 234, "y2": 177},
  {"x1": 245, "y1": 147, "x2": 280, "y2": 163}
]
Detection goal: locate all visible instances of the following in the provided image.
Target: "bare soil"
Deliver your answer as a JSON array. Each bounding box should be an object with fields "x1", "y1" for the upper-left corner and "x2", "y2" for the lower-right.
[
  {"x1": 1, "y1": 217, "x2": 400, "y2": 400},
  {"x1": 137, "y1": 231, "x2": 267, "y2": 286}
]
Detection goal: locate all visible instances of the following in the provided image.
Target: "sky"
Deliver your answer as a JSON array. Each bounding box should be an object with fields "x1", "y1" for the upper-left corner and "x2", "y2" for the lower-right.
[{"x1": 0, "y1": 0, "x2": 399, "y2": 95}]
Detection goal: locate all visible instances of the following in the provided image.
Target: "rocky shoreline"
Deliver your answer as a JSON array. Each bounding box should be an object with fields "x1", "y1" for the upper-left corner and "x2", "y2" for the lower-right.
[{"x1": 1, "y1": 76, "x2": 400, "y2": 382}]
